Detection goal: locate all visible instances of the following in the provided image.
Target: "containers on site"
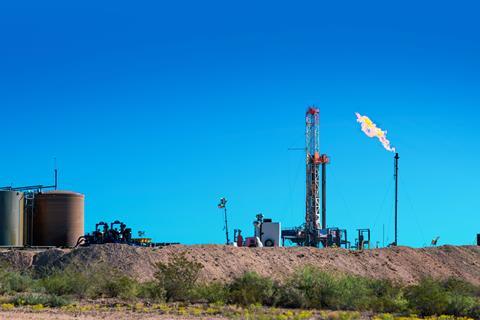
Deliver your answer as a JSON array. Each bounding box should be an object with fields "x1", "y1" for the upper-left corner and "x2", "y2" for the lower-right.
[
  {"x1": 33, "y1": 191, "x2": 84, "y2": 247},
  {"x1": 0, "y1": 191, "x2": 25, "y2": 246},
  {"x1": 253, "y1": 216, "x2": 281, "y2": 247}
]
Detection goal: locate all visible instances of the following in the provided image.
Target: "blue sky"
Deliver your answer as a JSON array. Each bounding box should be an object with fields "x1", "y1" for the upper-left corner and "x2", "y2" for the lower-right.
[{"x1": 0, "y1": 1, "x2": 478, "y2": 247}]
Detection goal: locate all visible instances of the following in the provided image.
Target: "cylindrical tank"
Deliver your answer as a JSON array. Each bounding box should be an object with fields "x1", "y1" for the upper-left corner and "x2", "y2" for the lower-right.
[
  {"x1": 0, "y1": 191, "x2": 25, "y2": 246},
  {"x1": 33, "y1": 191, "x2": 84, "y2": 247}
]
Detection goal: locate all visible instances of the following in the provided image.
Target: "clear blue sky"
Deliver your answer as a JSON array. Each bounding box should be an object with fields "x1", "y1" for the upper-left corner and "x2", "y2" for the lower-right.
[{"x1": 1, "y1": 1, "x2": 478, "y2": 247}]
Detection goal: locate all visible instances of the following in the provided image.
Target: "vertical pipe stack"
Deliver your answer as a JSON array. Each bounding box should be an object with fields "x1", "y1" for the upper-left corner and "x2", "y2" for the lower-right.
[
  {"x1": 321, "y1": 160, "x2": 327, "y2": 230},
  {"x1": 394, "y1": 153, "x2": 399, "y2": 246}
]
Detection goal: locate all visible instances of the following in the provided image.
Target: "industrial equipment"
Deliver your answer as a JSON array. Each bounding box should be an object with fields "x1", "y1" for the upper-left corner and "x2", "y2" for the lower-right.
[
  {"x1": 0, "y1": 191, "x2": 25, "y2": 246},
  {"x1": 234, "y1": 229, "x2": 244, "y2": 247},
  {"x1": 76, "y1": 220, "x2": 178, "y2": 247},
  {"x1": 304, "y1": 107, "x2": 330, "y2": 246},
  {"x1": 0, "y1": 169, "x2": 71, "y2": 247},
  {"x1": 0, "y1": 170, "x2": 83, "y2": 248},
  {"x1": 282, "y1": 107, "x2": 347, "y2": 248},
  {"x1": 253, "y1": 214, "x2": 281, "y2": 247},
  {"x1": 393, "y1": 153, "x2": 399, "y2": 246},
  {"x1": 76, "y1": 220, "x2": 132, "y2": 246},
  {"x1": 234, "y1": 214, "x2": 281, "y2": 247},
  {"x1": 355, "y1": 229, "x2": 371, "y2": 250},
  {"x1": 477, "y1": 234, "x2": 480, "y2": 246},
  {"x1": 33, "y1": 191, "x2": 85, "y2": 247},
  {"x1": 218, "y1": 197, "x2": 230, "y2": 245}
]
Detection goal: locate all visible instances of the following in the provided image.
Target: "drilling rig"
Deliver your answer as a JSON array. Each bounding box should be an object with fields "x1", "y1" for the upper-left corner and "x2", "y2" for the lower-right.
[
  {"x1": 305, "y1": 107, "x2": 330, "y2": 246},
  {"x1": 282, "y1": 107, "x2": 347, "y2": 248}
]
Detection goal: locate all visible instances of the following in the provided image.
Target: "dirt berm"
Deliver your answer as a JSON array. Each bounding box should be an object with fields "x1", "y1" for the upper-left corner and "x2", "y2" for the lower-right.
[{"x1": 0, "y1": 244, "x2": 478, "y2": 285}]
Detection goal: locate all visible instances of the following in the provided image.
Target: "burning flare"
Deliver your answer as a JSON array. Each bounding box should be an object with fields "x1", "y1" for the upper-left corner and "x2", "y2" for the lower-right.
[{"x1": 356, "y1": 113, "x2": 396, "y2": 152}]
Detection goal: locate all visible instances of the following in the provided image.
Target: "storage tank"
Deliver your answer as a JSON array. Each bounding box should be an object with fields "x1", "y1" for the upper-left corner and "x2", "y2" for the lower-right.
[
  {"x1": 0, "y1": 191, "x2": 25, "y2": 246},
  {"x1": 33, "y1": 191, "x2": 84, "y2": 247}
]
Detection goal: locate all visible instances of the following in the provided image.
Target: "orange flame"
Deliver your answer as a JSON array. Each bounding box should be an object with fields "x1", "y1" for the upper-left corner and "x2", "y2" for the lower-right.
[{"x1": 356, "y1": 113, "x2": 396, "y2": 152}]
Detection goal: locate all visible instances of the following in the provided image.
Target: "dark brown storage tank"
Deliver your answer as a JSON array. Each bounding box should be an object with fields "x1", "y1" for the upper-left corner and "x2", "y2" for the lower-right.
[{"x1": 33, "y1": 191, "x2": 84, "y2": 247}]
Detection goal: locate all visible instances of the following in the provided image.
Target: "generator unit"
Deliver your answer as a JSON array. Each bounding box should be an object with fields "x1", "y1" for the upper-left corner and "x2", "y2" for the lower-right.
[
  {"x1": 234, "y1": 214, "x2": 281, "y2": 248},
  {"x1": 253, "y1": 214, "x2": 281, "y2": 247}
]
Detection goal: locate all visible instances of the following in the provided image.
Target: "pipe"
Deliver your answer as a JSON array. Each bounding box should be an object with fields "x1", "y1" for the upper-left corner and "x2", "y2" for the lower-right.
[
  {"x1": 224, "y1": 207, "x2": 230, "y2": 245},
  {"x1": 321, "y1": 160, "x2": 327, "y2": 230},
  {"x1": 394, "y1": 153, "x2": 399, "y2": 246}
]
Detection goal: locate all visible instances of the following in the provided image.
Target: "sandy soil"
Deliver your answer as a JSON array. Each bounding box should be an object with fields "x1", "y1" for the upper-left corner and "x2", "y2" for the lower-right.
[{"x1": 0, "y1": 244, "x2": 479, "y2": 285}]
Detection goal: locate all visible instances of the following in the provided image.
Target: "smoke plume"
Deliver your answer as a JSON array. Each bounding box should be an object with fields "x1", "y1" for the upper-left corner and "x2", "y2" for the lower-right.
[{"x1": 356, "y1": 113, "x2": 396, "y2": 152}]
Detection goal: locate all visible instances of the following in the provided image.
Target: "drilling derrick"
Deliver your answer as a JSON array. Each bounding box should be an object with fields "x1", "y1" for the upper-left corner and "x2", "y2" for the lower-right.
[{"x1": 305, "y1": 107, "x2": 329, "y2": 247}]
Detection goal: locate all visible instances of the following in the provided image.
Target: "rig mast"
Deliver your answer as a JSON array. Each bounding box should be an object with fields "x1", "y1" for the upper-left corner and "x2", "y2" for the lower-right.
[{"x1": 305, "y1": 107, "x2": 329, "y2": 247}]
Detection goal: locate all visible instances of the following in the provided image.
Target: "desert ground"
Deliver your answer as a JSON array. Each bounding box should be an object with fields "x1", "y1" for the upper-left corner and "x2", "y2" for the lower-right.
[{"x1": 0, "y1": 244, "x2": 478, "y2": 285}]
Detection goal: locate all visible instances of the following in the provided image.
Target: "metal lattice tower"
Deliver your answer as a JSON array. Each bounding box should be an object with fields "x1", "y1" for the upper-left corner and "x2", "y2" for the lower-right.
[{"x1": 305, "y1": 107, "x2": 329, "y2": 247}]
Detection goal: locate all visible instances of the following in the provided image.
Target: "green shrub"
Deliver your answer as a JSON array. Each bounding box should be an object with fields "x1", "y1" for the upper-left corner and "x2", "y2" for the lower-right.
[
  {"x1": 405, "y1": 278, "x2": 449, "y2": 316},
  {"x1": 10, "y1": 293, "x2": 70, "y2": 307},
  {"x1": 40, "y1": 269, "x2": 90, "y2": 297},
  {"x1": 153, "y1": 253, "x2": 203, "y2": 302},
  {"x1": 0, "y1": 270, "x2": 34, "y2": 294},
  {"x1": 467, "y1": 303, "x2": 480, "y2": 319},
  {"x1": 442, "y1": 277, "x2": 480, "y2": 297},
  {"x1": 191, "y1": 282, "x2": 229, "y2": 304},
  {"x1": 228, "y1": 272, "x2": 276, "y2": 306},
  {"x1": 275, "y1": 281, "x2": 307, "y2": 309},
  {"x1": 137, "y1": 281, "x2": 166, "y2": 302},
  {"x1": 288, "y1": 266, "x2": 341, "y2": 309},
  {"x1": 442, "y1": 278, "x2": 480, "y2": 317},
  {"x1": 368, "y1": 279, "x2": 408, "y2": 313},
  {"x1": 38, "y1": 264, "x2": 138, "y2": 299},
  {"x1": 445, "y1": 294, "x2": 477, "y2": 317},
  {"x1": 89, "y1": 271, "x2": 138, "y2": 299},
  {"x1": 334, "y1": 275, "x2": 372, "y2": 311}
]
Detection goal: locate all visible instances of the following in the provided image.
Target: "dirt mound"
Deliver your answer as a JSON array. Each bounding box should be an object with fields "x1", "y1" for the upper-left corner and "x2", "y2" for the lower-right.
[{"x1": 0, "y1": 244, "x2": 479, "y2": 285}]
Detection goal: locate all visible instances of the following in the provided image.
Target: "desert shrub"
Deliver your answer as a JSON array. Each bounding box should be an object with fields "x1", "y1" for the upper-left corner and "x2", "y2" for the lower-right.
[
  {"x1": 445, "y1": 294, "x2": 477, "y2": 317},
  {"x1": 228, "y1": 272, "x2": 276, "y2": 306},
  {"x1": 368, "y1": 279, "x2": 408, "y2": 313},
  {"x1": 334, "y1": 275, "x2": 372, "y2": 311},
  {"x1": 275, "y1": 281, "x2": 307, "y2": 309},
  {"x1": 441, "y1": 278, "x2": 480, "y2": 317},
  {"x1": 153, "y1": 253, "x2": 203, "y2": 302},
  {"x1": 405, "y1": 278, "x2": 449, "y2": 316},
  {"x1": 40, "y1": 268, "x2": 90, "y2": 297},
  {"x1": 288, "y1": 267, "x2": 379, "y2": 310},
  {"x1": 10, "y1": 293, "x2": 70, "y2": 307},
  {"x1": 0, "y1": 270, "x2": 34, "y2": 294},
  {"x1": 279, "y1": 267, "x2": 409, "y2": 312},
  {"x1": 89, "y1": 269, "x2": 138, "y2": 299},
  {"x1": 191, "y1": 282, "x2": 229, "y2": 304},
  {"x1": 466, "y1": 303, "x2": 480, "y2": 319},
  {"x1": 442, "y1": 277, "x2": 480, "y2": 297},
  {"x1": 287, "y1": 266, "x2": 341, "y2": 309},
  {"x1": 137, "y1": 281, "x2": 166, "y2": 302},
  {"x1": 38, "y1": 264, "x2": 138, "y2": 299},
  {"x1": 404, "y1": 277, "x2": 480, "y2": 317}
]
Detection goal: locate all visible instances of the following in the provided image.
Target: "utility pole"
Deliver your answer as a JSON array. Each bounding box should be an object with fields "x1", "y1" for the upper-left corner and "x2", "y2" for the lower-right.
[
  {"x1": 394, "y1": 153, "x2": 399, "y2": 246},
  {"x1": 218, "y1": 198, "x2": 230, "y2": 245},
  {"x1": 54, "y1": 157, "x2": 58, "y2": 190}
]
